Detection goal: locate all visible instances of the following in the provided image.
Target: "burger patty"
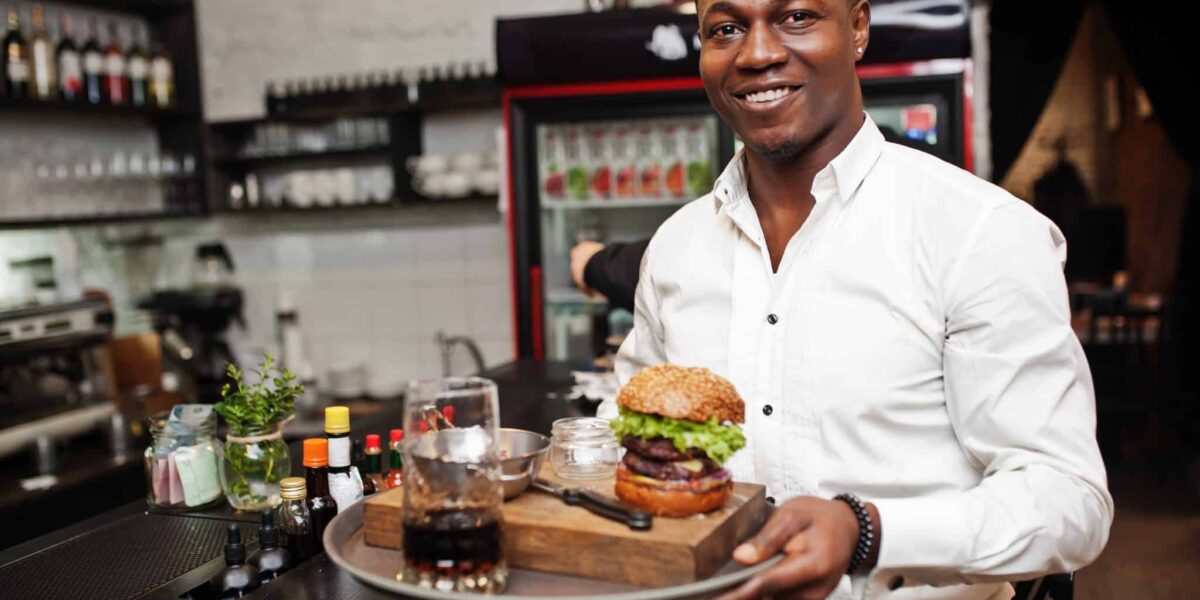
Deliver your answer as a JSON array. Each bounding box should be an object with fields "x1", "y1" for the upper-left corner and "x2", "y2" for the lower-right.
[
  {"x1": 621, "y1": 436, "x2": 707, "y2": 462},
  {"x1": 621, "y1": 451, "x2": 720, "y2": 481}
]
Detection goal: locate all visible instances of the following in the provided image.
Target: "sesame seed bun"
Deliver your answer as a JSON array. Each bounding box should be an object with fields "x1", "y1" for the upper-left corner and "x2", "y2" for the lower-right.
[{"x1": 617, "y1": 364, "x2": 745, "y2": 424}]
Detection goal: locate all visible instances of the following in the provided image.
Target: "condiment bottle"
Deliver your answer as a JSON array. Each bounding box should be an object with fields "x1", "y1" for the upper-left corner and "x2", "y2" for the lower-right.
[
  {"x1": 276, "y1": 477, "x2": 316, "y2": 561},
  {"x1": 362, "y1": 434, "x2": 383, "y2": 496},
  {"x1": 384, "y1": 428, "x2": 404, "y2": 489},
  {"x1": 209, "y1": 525, "x2": 260, "y2": 598},
  {"x1": 303, "y1": 438, "x2": 338, "y2": 550},
  {"x1": 248, "y1": 509, "x2": 292, "y2": 582},
  {"x1": 324, "y1": 406, "x2": 363, "y2": 512}
]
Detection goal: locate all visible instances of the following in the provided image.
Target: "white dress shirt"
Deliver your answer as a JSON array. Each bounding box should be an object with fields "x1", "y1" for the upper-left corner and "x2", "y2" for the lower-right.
[{"x1": 609, "y1": 115, "x2": 1113, "y2": 599}]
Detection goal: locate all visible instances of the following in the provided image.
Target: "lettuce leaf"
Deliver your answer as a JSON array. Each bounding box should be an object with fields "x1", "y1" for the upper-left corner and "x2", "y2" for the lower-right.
[{"x1": 610, "y1": 407, "x2": 746, "y2": 465}]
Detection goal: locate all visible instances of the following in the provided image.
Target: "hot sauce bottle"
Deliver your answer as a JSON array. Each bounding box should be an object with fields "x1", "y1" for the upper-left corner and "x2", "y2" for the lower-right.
[{"x1": 384, "y1": 428, "x2": 404, "y2": 489}]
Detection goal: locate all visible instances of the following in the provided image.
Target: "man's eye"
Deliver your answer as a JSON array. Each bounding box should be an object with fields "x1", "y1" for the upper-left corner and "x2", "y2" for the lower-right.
[
  {"x1": 710, "y1": 24, "x2": 740, "y2": 38},
  {"x1": 786, "y1": 12, "x2": 813, "y2": 25}
]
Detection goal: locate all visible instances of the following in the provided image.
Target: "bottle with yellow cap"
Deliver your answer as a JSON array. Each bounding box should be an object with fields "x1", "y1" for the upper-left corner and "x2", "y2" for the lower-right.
[
  {"x1": 324, "y1": 406, "x2": 363, "y2": 513},
  {"x1": 302, "y1": 438, "x2": 338, "y2": 550},
  {"x1": 276, "y1": 477, "x2": 315, "y2": 561}
]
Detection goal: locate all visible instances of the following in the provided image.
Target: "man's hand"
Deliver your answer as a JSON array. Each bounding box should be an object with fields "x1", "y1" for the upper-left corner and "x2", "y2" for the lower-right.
[
  {"x1": 570, "y1": 241, "x2": 606, "y2": 296},
  {"x1": 718, "y1": 496, "x2": 877, "y2": 600}
]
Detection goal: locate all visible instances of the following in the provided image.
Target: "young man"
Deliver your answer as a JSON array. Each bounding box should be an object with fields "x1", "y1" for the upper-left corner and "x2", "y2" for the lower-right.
[{"x1": 610, "y1": 1, "x2": 1112, "y2": 598}]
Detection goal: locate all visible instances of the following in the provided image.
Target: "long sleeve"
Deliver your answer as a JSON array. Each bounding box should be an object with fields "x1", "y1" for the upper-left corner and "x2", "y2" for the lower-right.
[
  {"x1": 871, "y1": 202, "x2": 1113, "y2": 585},
  {"x1": 602, "y1": 240, "x2": 667, "y2": 419},
  {"x1": 583, "y1": 239, "x2": 651, "y2": 313}
]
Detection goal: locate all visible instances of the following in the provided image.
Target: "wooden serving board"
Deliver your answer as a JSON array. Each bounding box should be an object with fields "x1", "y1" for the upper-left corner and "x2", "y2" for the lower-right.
[{"x1": 363, "y1": 465, "x2": 768, "y2": 588}]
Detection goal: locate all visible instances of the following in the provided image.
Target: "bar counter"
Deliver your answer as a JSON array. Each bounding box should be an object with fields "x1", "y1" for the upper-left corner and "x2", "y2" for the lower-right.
[{"x1": 0, "y1": 360, "x2": 594, "y2": 600}]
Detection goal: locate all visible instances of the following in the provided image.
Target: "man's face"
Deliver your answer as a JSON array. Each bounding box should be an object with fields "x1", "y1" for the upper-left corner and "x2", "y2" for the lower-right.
[{"x1": 697, "y1": 0, "x2": 869, "y2": 161}]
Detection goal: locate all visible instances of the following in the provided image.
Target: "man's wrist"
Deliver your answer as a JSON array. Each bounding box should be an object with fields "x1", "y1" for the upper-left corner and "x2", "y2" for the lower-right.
[
  {"x1": 864, "y1": 501, "x2": 881, "y2": 571},
  {"x1": 833, "y1": 494, "x2": 882, "y2": 574}
]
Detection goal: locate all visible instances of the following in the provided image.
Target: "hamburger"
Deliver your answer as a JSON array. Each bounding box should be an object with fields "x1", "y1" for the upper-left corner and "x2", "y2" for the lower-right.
[{"x1": 610, "y1": 364, "x2": 746, "y2": 517}]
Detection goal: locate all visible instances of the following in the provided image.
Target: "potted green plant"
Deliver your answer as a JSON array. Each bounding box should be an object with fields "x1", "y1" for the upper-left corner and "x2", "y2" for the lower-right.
[{"x1": 214, "y1": 354, "x2": 302, "y2": 510}]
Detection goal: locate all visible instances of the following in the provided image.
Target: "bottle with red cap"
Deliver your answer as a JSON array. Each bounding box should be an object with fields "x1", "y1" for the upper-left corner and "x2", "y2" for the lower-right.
[
  {"x1": 362, "y1": 434, "x2": 383, "y2": 496},
  {"x1": 302, "y1": 438, "x2": 338, "y2": 551},
  {"x1": 384, "y1": 428, "x2": 404, "y2": 489}
]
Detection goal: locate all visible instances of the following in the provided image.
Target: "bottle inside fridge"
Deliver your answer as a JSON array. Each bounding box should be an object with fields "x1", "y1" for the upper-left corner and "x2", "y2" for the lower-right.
[{"x1": 535, "y1": 114, "x2": 723, "y2": 363}]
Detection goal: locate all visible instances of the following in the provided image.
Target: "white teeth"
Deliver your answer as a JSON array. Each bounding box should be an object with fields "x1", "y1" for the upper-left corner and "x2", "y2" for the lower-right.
[{"x1": 744, "y1": 87, "x2": 792, "y2": 103}]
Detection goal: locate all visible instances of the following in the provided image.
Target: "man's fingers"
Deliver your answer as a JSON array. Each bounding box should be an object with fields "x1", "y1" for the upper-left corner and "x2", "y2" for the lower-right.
[
  {"x1": 717, "y1": 551, "x2": 822, "y2": 600},
  {"x1": 734, "y1": 509, "x2": 811, "y2": 564},
  {"x1": 783, "y1": 532, "x2": 809, "y2": 555}
]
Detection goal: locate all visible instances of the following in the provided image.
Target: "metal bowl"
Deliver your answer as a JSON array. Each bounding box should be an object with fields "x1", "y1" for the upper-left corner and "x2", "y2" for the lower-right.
[{"x1": 497, "y1": 428, "x2": 550, "y2": 500}]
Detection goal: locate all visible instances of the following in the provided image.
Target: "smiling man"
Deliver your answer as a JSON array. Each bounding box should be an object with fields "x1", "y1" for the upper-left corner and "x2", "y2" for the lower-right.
[{"x1": 611, "y1": 0, "x2": 1113, "y2": 598}]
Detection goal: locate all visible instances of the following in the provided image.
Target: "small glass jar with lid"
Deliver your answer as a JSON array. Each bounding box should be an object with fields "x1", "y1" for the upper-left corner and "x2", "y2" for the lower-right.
[
  {"x1": 550, "y1": 417, "x2": 622, "y2": 480},
  {"x1": 144, "y1": 405, "x2": 223, "y2": 509}
]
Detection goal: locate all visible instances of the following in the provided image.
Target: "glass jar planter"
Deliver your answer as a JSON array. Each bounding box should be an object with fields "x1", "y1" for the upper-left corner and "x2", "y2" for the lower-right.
[
  {"x1": 550, "y1": 417, "x2": 622, "y2": 480},
  {"x1": 219, "y1": 420, "x2": 291, "y2": 511},
  {"x1": 144, "y1": 409, "x2": 223, "y2": 509}
]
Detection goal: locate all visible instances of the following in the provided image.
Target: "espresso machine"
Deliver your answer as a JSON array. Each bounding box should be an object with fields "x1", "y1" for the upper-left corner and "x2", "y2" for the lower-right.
[
  {"x1": 0, "y1": 298, "x2": 118, "y2": 470},
  {"x1": 138, "y1": 242, "x2": 245, "y2": 404}
]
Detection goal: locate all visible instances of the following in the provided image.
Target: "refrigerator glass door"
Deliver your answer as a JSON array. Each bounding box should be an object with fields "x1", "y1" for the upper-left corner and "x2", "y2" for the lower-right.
[{"x1": 537, "y1": 115, "x2": 721, "y2": 362}]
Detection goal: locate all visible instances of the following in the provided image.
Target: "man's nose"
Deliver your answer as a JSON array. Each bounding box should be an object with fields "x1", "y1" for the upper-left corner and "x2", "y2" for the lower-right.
[{"x1": 735, "y1": 24, "x2": 788, "y2": 71}]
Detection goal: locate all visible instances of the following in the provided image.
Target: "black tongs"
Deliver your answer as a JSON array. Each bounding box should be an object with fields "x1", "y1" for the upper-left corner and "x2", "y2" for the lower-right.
[{"x1": 532, "y1": 478, "x2": 653, "y2": 531}]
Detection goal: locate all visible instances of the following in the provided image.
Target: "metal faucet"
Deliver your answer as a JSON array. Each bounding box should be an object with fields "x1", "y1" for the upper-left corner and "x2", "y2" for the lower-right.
[{"x1": 436, "y1": 331, "x2": 485, "y2": 377}]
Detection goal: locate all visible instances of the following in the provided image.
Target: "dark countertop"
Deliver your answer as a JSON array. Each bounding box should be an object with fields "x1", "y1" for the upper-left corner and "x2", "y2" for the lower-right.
[{"x1": 0, "y1": 359, "x2": 600, "y2": 600}]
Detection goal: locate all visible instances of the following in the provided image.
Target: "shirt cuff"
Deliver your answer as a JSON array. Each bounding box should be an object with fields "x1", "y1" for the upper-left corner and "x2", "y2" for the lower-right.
[{"x1": 873, "y1": 494, "x2": 969, "y2": 573}]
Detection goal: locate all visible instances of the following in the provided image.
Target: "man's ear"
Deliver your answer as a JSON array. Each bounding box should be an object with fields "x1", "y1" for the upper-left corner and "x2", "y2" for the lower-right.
[{"x1": 851, "y1": 1, "x2": 871, "y2": 62}]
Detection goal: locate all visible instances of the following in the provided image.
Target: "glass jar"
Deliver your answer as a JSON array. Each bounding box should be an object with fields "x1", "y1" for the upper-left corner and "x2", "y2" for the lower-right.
[
  {"x1": 219, "y1": 420, "x2": 292, "y2": 511},
  {"x1": 144, "y1": 410, "x2": 223, "y2": 509},
  {"x1": 550, "y1": 417, "x2": 622, "y2": 480}
]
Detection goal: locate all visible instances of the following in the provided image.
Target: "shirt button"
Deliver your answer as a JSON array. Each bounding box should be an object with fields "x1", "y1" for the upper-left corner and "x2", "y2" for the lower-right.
[
  {"x1": 762, "y1": 404, "x2": 773, "y2": 416},
  {"x1": 766, "y1": 313, "x2": 779, "y2": 325},
  {"x1": 766, "y1": 496, "x2": 776, "y2": 505},
  {"x1": 888, "y1": 576, "x2": 905, "y2": 590}
]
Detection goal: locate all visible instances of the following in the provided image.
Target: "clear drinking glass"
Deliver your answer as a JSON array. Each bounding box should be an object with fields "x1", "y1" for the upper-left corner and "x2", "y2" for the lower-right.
[{"x1": 398, "y1": 377, "x2": 507, "y2": 593}]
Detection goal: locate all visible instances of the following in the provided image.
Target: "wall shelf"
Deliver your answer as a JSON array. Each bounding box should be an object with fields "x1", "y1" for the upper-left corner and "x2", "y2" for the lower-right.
[
  {"x1": 0, "y1": 0, "x2": 208, "y2": 227},
  {"x1": 540, "y1": 198, "x2": 689, "y2": 210},
  {"x1": 212, "y1": 145, "x2": 392, "y2": 170},
  {"x1": 0, "y1": 208, "x2": 206, "y2": 230},
  {"x1": 219, "y1": 195, "x2": 497, "y2": 215},
  {"x1": 0, "y1": 97, "x2": 196, "y2": 120},
  {"x1": 65, "y1": 0, "x2": 194, "y2": 17},
  {"x1": 266, "y1": 76, "x2": 501, "y2": 120}
]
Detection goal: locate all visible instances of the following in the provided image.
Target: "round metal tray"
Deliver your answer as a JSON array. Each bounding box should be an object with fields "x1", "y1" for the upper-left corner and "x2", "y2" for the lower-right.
[{"x1": 323, "y1": 502, "x2": 782, "y2": 599}]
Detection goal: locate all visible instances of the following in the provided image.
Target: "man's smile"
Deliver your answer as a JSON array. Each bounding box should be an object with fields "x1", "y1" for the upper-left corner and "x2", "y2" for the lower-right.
[{"x1": 731, "y1": 84, "x2": 803, "y2": 112}]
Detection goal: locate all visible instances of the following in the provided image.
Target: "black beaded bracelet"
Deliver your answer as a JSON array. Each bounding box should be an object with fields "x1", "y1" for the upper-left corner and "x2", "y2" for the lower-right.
[{"x1": 834, "y1": 493, "x2": 874, "y2": 574}]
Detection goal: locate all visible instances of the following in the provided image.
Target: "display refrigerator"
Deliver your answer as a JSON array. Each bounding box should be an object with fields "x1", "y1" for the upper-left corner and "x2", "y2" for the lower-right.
[{"x1": 497, "y1": 1, "x2": 974, "y2": 361}]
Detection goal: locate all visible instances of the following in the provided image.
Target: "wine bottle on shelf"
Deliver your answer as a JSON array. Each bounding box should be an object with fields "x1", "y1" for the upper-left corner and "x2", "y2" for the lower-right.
[
  {"x1": 3, "y1": 4, "x2": 29, "y2": 99},
  {"x1": 149, "y1": 42, "x2": 172, "y2": 107},
  {"x1": 103, "y1": 21, "x2": 126, "y2": 105},
  {"x1": 126, "y1": 25, "x2": 147, "y2": 107},
  {"x1": 29, "y1": 4, "x2": 54, "y2": 100},
  {"x1": 81, "y1": 17, "x2": 102, "y2": 104},
  {"x1": 55, "y1": 11, "x2": 81, "y2": 102}
]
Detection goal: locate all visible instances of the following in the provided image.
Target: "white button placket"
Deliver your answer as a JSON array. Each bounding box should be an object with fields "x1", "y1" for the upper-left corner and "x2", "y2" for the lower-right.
[
  {"x1": 775, "y1": 171, "x2": 841, "y2": 497},
  {"x1": 725, "y1": 202, "x2": 771, "y2": 485}
]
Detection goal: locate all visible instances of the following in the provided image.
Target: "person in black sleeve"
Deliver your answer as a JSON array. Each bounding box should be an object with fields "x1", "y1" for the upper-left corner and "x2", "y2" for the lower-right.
[{"x1": 569, "y1": 239, "x2": 650, "y2": 313}]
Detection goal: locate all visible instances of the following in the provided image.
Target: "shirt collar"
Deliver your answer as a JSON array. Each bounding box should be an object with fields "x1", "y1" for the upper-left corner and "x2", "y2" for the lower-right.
[{"x1": 711, "y1": 113, "x2": 885, "y2": 213}]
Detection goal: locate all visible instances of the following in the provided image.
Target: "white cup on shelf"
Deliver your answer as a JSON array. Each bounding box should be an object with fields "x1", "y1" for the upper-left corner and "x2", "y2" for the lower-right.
[
  {"x1": 441, "y1": 171, "x2": 472, "y2": 198},
  {"x1": 471, "y1": 169, "x2": 500, "y2": 195},
  {"x1": 450, "y1": 151, "x2": 484, "y2": 173},
  {"x1": 289, "y1": 171, "x2": 314, "y2": 207},
  {"x1": 406, "y1": 154, "x2": 449, "y2": 178},
  {"x1": 313, "y1": 170, "x2": 337, "y2": 206}
]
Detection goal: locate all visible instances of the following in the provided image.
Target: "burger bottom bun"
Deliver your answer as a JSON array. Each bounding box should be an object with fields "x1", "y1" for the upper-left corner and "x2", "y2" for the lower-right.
[{"x1": 615, "y1": 469, "x2": 731, "y2": 517}]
